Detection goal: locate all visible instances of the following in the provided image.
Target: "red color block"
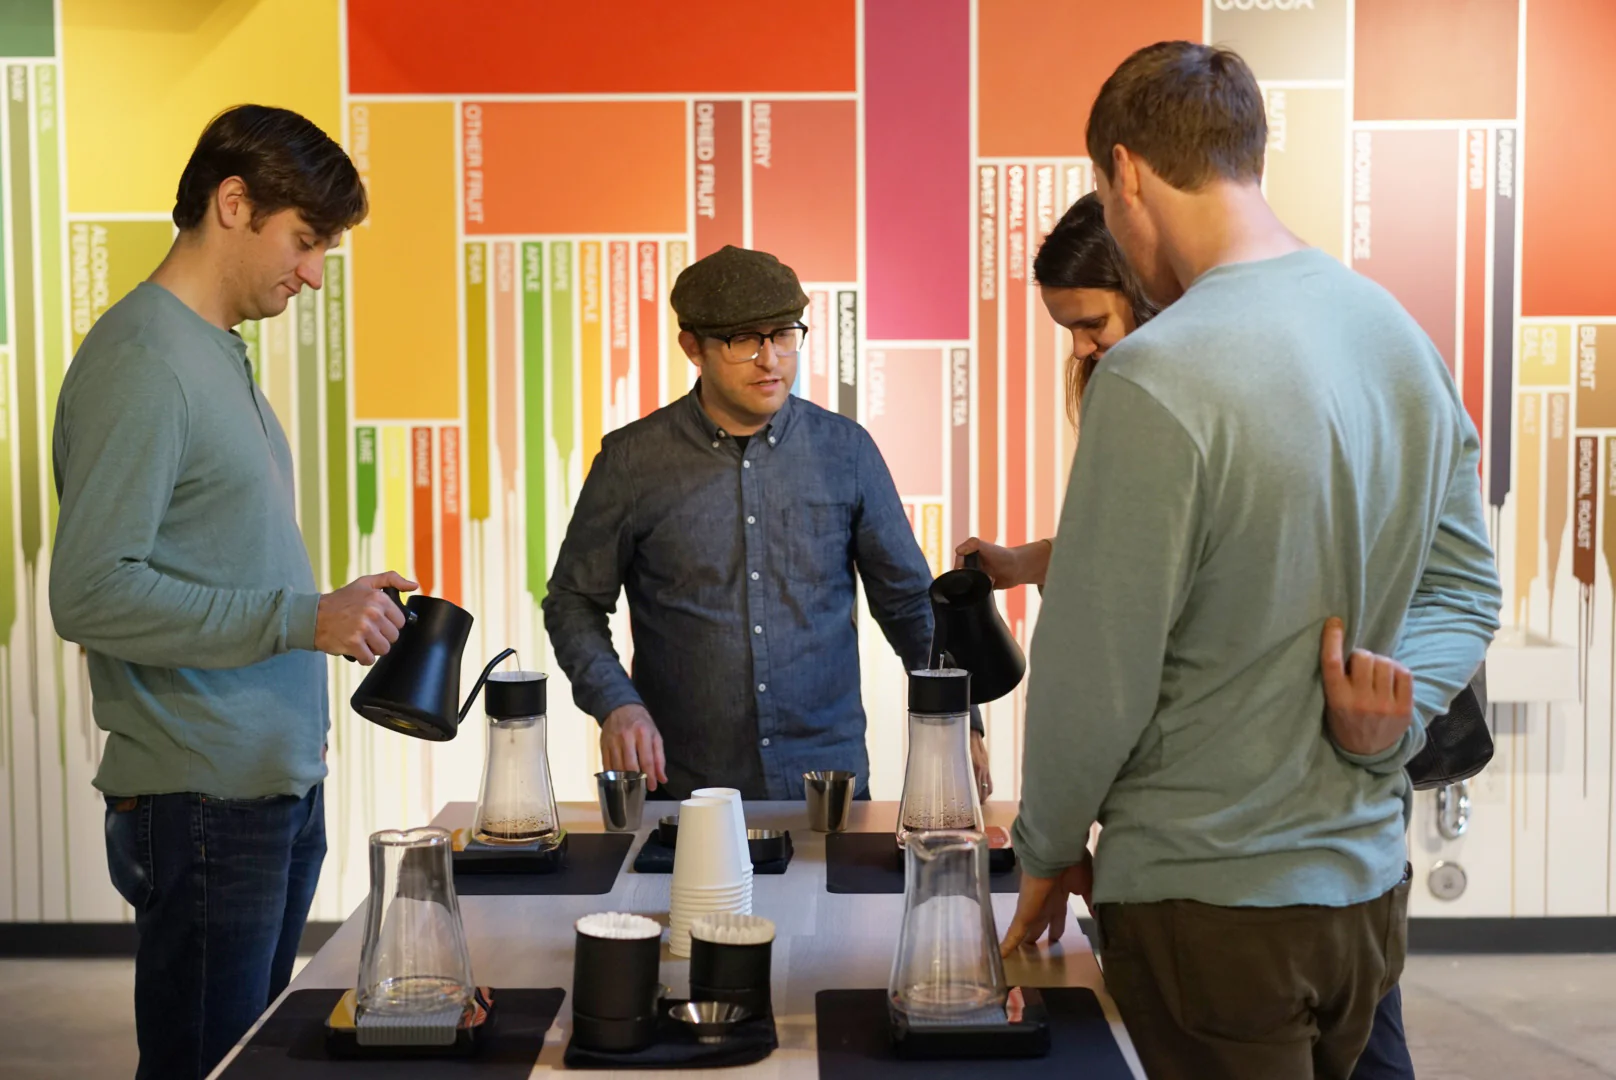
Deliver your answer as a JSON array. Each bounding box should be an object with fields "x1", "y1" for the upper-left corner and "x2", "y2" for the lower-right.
[{"x1": 348, "y1": 0, "x2": 856, "y2": 94}]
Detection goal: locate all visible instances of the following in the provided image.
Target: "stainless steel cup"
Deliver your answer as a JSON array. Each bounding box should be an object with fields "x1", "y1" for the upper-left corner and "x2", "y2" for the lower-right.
[
  {"x1": 803, "y1": 770, "x2": 856, "y2": 833},
  {"x1": 595, "y1": 770, "x2": 648, "y2": 832}
]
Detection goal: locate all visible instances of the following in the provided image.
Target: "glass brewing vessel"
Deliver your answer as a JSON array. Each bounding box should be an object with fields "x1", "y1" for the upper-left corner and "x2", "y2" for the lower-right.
[
  {"x1": 355, "y1": 827, "x2": 475, "y2": 1018},
  {"x1": 888, "y1": 829, "x2": 1008, "y2": 1023},
  {"x1": 472, "y1": 670, "x2": 562, "y2": 849},
  {"x1": 896, "y1": 668, "x2": 983, "y2": 844}
]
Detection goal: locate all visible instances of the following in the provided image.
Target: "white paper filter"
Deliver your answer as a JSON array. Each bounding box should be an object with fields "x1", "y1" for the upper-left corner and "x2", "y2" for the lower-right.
[{"x1": 576, "y1": 912, "x2": 662, "y2": 940}]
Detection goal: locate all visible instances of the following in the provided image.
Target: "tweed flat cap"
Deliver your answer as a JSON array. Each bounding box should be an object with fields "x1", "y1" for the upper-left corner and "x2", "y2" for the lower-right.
[{"x1": 671, "y1": 245, "x2": 810, "y2": 336}]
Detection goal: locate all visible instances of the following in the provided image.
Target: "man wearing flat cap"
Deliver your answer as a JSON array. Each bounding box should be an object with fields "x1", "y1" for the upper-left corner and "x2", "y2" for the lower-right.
[{"x1": 544, "y1": 245, "x2": 991, "y2": 800}]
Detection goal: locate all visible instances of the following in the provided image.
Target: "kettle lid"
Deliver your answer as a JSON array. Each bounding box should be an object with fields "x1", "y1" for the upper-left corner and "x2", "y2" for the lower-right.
[
  {"x1": 909, "y1": 668, "x2": 970, "y2": 714},
  {"x1": 485, "y1": 670, "x2": 547, "y2": 719}
]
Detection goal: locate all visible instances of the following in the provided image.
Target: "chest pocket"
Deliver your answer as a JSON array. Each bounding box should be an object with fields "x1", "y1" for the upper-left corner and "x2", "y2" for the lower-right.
[{"x1": 778, "y1": 501, "x2": 854, "y2": 586}]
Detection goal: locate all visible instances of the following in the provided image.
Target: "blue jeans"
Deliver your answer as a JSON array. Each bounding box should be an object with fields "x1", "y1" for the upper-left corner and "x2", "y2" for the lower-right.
[
  {"x1": 105, "y1": 786, "x2": 325, "y2": 1080},
  {"x1": 1351, "y1": 985, "x2": 1416, "y2": 1079}
]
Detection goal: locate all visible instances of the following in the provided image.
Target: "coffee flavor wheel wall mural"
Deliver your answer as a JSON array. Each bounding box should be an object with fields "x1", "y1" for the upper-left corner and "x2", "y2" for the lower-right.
[{"x1": 0, "y1": 0, "x2": 1612, "y2": 923}]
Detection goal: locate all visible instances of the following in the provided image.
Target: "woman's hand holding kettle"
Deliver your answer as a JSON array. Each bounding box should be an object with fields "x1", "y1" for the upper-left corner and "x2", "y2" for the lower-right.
[
  {"x1": 315, "y1": 571, "x2": 419, "y2": 665},
  {"x1": 954, "y1": 537, "x2": 1055, "y2": 590}
]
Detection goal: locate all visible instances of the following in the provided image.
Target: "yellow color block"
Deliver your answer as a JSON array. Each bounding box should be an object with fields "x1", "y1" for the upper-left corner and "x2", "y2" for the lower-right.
[
  {"x1": 62, "y1": 0, "x2": 342, "y2": 213},
  {"x1": 1519, "y1": 323, "x2": 1572, "y2": 388},
  {"x1": 348, "y1": 101, "x2": 458, "y2": 420}
]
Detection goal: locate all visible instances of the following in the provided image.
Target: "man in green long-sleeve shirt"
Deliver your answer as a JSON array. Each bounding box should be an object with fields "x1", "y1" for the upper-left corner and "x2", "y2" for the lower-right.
[
  {"x1": 999, "y1": 45, "x2": 1501, "y2": 1080},
  {"x1": 51, "y1": 106, "x2": 415, "y2": 1080}
]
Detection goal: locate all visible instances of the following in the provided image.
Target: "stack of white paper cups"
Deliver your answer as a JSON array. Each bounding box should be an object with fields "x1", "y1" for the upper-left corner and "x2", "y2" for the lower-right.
[{"x1": 668, "y1": 795, "x2": 753, "y2": 957}]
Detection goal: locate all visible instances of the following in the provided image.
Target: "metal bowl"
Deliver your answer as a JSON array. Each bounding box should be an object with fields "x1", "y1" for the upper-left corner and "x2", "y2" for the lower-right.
[
  {"x1": 667, "y1": 999, "x2": 753, "y2": 1044},
  {"x1": 746, "y1": 829, "x2": 787, "y2": 863},
  {"x1": 657, "y1": 815, "x2": 679, "y2": 847}
]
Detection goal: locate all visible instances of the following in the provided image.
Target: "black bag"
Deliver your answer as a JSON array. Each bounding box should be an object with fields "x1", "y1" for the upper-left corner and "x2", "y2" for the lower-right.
[{"x1": 1406, "y1": 664, "x2": 1492, "y2": 790}]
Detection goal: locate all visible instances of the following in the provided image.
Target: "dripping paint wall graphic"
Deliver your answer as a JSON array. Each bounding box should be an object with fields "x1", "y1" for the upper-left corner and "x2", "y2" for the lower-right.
[{"x1": 0, "y1": 0, "x2": 1614, "y2": 924}]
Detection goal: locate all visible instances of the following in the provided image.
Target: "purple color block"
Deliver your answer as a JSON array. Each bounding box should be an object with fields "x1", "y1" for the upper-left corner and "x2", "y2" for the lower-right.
[{"x1": 864, "y1": 0, "x2": 970, "y2": 341}]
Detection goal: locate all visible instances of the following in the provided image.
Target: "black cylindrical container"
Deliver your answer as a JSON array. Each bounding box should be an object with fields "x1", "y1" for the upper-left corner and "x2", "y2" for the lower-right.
[
  {"x1": 570, "y1": 915, "x2": 662, "y2": 1052},
  {"x1": 689, "y1": 936, "x2": 773, "y2": 1017}
]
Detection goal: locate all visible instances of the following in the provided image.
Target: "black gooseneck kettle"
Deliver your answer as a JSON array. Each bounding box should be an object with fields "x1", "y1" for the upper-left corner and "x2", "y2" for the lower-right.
[
  {"x1": 928, "y1": 553, "x2": 1027, "y2": 704},
  {"x1": 349, "y1": 590, "x2": 516, "y2": 742}
]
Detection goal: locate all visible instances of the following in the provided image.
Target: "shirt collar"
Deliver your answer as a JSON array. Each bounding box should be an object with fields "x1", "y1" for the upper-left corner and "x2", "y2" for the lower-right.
[{"x1": 684, "y1": 379, "x2": 798, "y2": 447}]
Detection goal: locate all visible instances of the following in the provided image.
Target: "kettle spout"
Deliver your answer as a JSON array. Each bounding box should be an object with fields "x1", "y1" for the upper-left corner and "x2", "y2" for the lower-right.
[{"x1": 460, "y1": 648, "x2": 517, "y2": 721}]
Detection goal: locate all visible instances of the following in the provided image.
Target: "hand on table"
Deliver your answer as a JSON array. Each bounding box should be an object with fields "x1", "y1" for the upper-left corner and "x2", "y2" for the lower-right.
[
  {"x1": 601, "y1": 704, "x2": 669, "y2": 790},
  {"x1": 1000, "y1": 855, "x2": 1093, "y2": 956},
  {"x1": 1320, "y1": 618, "x2": 1415, "y2": 757}
]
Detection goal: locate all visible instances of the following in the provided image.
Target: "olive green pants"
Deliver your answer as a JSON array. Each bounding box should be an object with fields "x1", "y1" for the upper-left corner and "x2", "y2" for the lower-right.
[{"x1": 1095, "y1": 878, "x2": 1409, "y2": 1080}]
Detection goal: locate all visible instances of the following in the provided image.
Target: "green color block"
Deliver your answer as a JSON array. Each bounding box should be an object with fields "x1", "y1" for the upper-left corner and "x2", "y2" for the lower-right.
[
  {"x1": 355, "y1": 427, "x2": 377, "y2": 538},
  {"x1": 549, "y1": 241, "x2": 574, "y2": 479},
  {"x1": 32, "y1": 65, "x2": 62, "y2": 539},
  {"x1": 296, "y1": 292, "x2": 322, "y2": 584},
  {"x1": 69, "y1": 220, "x2": 170, "y2": 354},
  {"x1": 0, "y1": 0, "x2": 54, "y2": 58},
  {"x1": 522, "y1": 243, "x2": 545, "y2": 604},
  {"x1": 9, "y1": 66, "x2": 40, "y2": 569},
  {"x1": 465, "y1": 243, "x2": 490, "y2": 521},
  {"x1": 324, "y1": 255, "x2": 349, "y2": 586},
  {"x1": 0, "y1": 349, "x2": 15, "y2": 647}
]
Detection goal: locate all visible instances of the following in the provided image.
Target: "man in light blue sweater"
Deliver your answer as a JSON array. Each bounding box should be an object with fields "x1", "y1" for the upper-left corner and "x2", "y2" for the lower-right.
[
  {"x1": 999, "y1": 43, "x2": 1501, "y2": 1079},
  {"x1": 52, "y1": 106, "x2": 414, "y2": 1079}
]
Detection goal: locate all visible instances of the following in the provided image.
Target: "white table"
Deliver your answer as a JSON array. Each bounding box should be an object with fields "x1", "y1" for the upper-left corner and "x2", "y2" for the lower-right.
[{"x1": 213, "y1": 800, "x2": 1145, "y2": 1078}]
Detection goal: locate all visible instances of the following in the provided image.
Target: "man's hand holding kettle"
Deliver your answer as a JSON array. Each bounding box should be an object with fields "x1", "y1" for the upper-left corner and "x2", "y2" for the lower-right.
[{"x1": 315, "y1": 572, "x2": 419, "y2": 665}]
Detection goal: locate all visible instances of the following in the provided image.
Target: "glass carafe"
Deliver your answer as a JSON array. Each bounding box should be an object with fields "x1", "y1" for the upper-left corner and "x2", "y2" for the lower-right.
[
  {"x1": 896, "y1": 669, "x2": 982, "y2": 843},
  {"x1": 888, "y1": 829, "x2": 1007, "y2": 1023},
  {"x1": 356, "y1": 827, "x2": 475, "y2": 1018},
  {"x1": 472, "y1": 668, "x2": 563, "y2": 849}
]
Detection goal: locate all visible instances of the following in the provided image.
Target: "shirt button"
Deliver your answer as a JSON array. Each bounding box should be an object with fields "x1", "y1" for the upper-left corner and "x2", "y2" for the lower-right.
[
  {"x1": 758, "y1": 683, "x2": 767, "y2": 693},
  {"x1": 753, "y1": 625, "x2": 763, "y2": 635},
  {"x1": 760, "y1": 737, "x2": 772, "y2": 747},
  {"x1": 768, "y1": 436, "x2": 776, "y2": 446},
  {"x1": 711, "y1": 441, "x2": 720, "y2": 448},
  {"x1": 746, "y1": 515, "x2": 756, "y2": 525},
  {"x1": 743, "y1": 460, "x2": 752, "y2": 469},
  {"x1": 750, "y1": 571, "x2": 760, "y2": 581}
]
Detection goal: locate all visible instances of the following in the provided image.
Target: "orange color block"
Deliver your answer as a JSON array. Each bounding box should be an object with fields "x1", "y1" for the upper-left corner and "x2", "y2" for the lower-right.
[
  {"x1": 751, "y1": 101, "x2": 858, "y2": 283},
  {"x1": 1354, "y1": 0, "x2": 1518, "y2": 121},
  {"x1": 466, "y1": 102, "x2": 686, "y2": 236},
  {"x1": 349, "y1": 102, "x2": 459, "y2": 420},
  {"x1": 978, "y1": 0, "x2": 1201, "y2": 158},
  {"x1": 1522, "y1": 0, "x2": 1616, "y2": 317}
]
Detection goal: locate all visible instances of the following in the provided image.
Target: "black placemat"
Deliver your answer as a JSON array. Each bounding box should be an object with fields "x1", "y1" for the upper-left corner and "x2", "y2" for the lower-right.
[
  {"x1": 217, "y1": 988, "x2": 564, "y2": 1079},
  {"x1": 825, "y1": 831, "x2": 1019, "y2": 894},
  {"x1": 454, "y1": 833, "x2": 633, "y2": 896},
  {"x1": 563, "y1": 999, "x2": 777, "y2": 1069},
  {"x1": 815, "y1": 987, "x2": 1131, "y2": 1078},
  {"x1": 632, "y1": 833, "x2": 795, "y2": 875}
]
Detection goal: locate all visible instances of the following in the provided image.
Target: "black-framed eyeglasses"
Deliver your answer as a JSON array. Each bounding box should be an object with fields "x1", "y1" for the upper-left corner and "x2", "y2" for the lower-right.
[{"x1": 707, "y1": 324, "x2": 809, "y2": 363}]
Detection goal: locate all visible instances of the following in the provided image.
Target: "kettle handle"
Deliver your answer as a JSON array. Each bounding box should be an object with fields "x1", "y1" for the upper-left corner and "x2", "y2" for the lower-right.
[
  {"x1": 459, "y1": 648, "x2": 518, "y2": 721},
  {"x1": 963, "y1": 552, "x2": 981, "y2": 572},
  {"x1": 341, "y1": 587, "x2": 420, "y2": 663}
]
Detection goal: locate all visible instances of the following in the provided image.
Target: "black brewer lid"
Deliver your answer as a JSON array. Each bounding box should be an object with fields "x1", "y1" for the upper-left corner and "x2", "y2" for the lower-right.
[
  {"x1": 908, "y1": 668, "x2": 970, "y2": 714},
  {"x1": 485, "y1": 671, "x2": 547, "y2": 718}
]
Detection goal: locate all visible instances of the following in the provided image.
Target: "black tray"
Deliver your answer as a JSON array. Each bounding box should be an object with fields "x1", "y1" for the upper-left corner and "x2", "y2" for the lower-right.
[
  {"x1": 216, "y1": 988, "x2": 564, "y2": 1079},
  {"x1": 815, "y1": 987, "x2": 1132, "y2": 1078},
  {"x1": 825, "y1": 831, "x2": 1019, "y2": 894},
  {"x1": 633, "y1": 832, "x2": 795, "y2": 875},
  {"x1": 563, "y1": 998, "x2": 778, "y2": 1070},
  {"x1": 453, "y1": 833, "x2": 633, "y2": 896}
]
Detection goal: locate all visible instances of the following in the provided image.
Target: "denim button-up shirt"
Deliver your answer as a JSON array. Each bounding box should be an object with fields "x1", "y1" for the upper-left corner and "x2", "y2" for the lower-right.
[{"x1": 542, "y1": 387, "x2": 935, "y2": 800}]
